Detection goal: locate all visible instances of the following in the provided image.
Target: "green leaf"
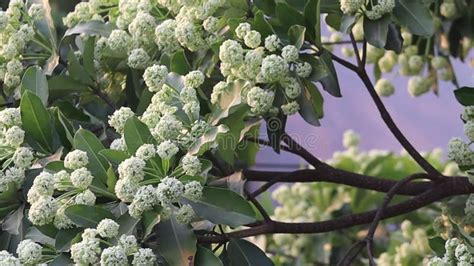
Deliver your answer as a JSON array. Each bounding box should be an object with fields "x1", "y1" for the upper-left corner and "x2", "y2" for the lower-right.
[
  {"x1": 298, "y1": 80, "x2": 324, "y2": 126},
  {"x1": 254, "y1": 0, "x2": 276, "y2": 15},
  {"x1": 142, "y1": 211, "x2": 160, "y2": 238},
  {"x1": 155, "y1": 215, "x2": 197, "y2": 266},
  {"x1": 189, "y1": 125, "x2": 229, "y2": 155},
  {"x1": 319, "y1": 51, "x2": 342, "y2": 97},
  {"x1": 340, "y1": 14, "x2": 357, "y2": 34},
  {"x1": 303, "y1": 0, "x2": 321, "y2": 44},
  {"x1": 428, "y1": 237, "x2": 446, "y2": 257},
  {"x1": 171, "y1": 50, "x2": 191, "y2": 75},
  {"x1": 393, "y1": 0, "x2": 434, "y2": 37},
  {"x1": 454, "y1": 87, "x2": 474, "y2": 106},
  {"x1": 183, "y1": 187, "x2": 256, "y2": 227},
  {"x1": 195, "y1": 245, "x2": 223, "y2": 266},
  {"x1": 1, "y1": 205, "x2": 24, "y2": 235},
  {"x1": 20, "y1": 66, "x2": 49, "y2": 105},
  {"x1": 117, "y1": 212, "x2": 139, "y2": 236},
  {"x1": 276, "y1": 2, "x2": 305, "y2": 31},
  {"x1": 64, "y1": 205, "x2": 115, "y2": 228},
  {"x1": 49, "y1": 254, "x2": 74, "y2": 266},
  {"x1": 20, "y1": 91, "x2": 54, "y2": 152},
  {"x1": 99, "y1": 149, "x2": 129, "y2": 165},
  {"x1": 67, "y1": 50, "x2": 93, "y2": 86},
  {"x1": 55, "y1": 228, "x2": 82, "y2": 252},
  {"x1": 384, "y1": 24, "x2": 403, "y2": 53},
  {"x1": 288, "y1": 25, "x2": 306, "y2": 49},
  {"x1": 83, "y1": 36, "x2": 96, "y2": 78},
  {"x1": 48, "y1": 75, "x2": 88, "y2": 100},
  {"x1": 363, "y1": 15, "x2": 390, "y2": 48},
  {"x1": 211, "y1": 80, "x2": 247, "y2": 124},
  {"x1": 227, "y1": 239, "x2": 273, "y2": 266},
  {"x1": 252, "y1": 11, "x2": 274, "y2": 38},
  {"x1": 64, "y1": 21, "x2": 116, "y2": 37},
  {"x1": 123, "y1": 117, "x2": 156, "y2": 154},
  {"x1": 74, "y1": 129, "x2": 109, "y2": 184}
]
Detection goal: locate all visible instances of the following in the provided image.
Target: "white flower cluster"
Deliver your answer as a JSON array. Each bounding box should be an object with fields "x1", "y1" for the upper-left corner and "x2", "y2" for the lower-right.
[
  {"x1": 0, "y1": 3, "x2": 38, "y2": 91},
  {"x1": 71, "y1": 220, "x2": 156, "y2": 265},
  {"x1": 365, "y1": 0, "x2": 396, "y2": 20},
  {"x1": 109, "y1": 107, "x2": 135, "y2": 134},
  {"x1": 0, "y1": 108, "x2": 29, "y2": 193},
  {"x1": 246, "y1": 86, "x2": 275, "y2": 115},
  {"x1": 17, "y1": 239, "x2": 42, "y2": 265},
  {"x1": 64, "y1": 150, "x2": 89, "y2": 170},
  {"x1": 375, "y1": 79, "x2": 395, "y2": 97},
  {"x1": 429, "y1": 238, "x2": 474, "y2": 265},
  {"x1": 440, "y1": 0, "x2": 457, "y2": 19},
  {"x1": 340, "y1": 0, "x2": 365, "y2": 15}
]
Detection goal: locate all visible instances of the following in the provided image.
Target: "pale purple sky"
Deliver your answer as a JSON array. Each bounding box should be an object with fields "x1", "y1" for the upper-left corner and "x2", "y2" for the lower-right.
[{"x1": 255, "y1": 56, "x2": 474, "y2": 168}]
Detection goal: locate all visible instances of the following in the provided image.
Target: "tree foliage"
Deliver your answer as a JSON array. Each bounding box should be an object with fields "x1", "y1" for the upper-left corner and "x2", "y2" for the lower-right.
[{"x1": 0, "y1": 0, "x2": 473, "y2": 265}]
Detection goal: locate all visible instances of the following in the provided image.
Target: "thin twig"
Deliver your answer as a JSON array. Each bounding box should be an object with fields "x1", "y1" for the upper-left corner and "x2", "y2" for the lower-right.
[
  {"x1": 350, "y1": 33, "x2": 362, "y2": 67},
  {"x1": 244, "y1": 187, "x2": 271, "y2": 221}
]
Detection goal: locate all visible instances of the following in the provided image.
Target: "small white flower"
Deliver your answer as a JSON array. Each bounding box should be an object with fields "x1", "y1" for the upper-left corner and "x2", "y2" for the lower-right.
[
  {"x1": 6, "y1": 59, "x2": 23, "y2": 75},
  {"x1": 447, "y1": 137, "x2": 474, "y2": 166},
  {"x1": 260, "y1": 55, "x2": 288, "y2": 82},
  {"x1": 203, "y1": 16, "x2": 219, "y2": 33},
  {"x1": 281, "y1": 45, "x2": 299, "y2": 62},
  {"x1": 136, "y1": 144, "x2": 156, "y2": 160},
  {"x1": 157, "y1": 140, "x2": 179, "y2": 160},
  {"x1": 264, "y1": 35, "x2": 281, "y2": 52},
  {"x1": 244, "y1": 30, "x2": 261, "y2": 49},
  {"x1": 144, "y1": 64, "x2": 169, "y2": 92},
  {"x1": 119, "y1": 235, "x2": 138, "y2": 255},
  {"x1": 70, "y1": 238, "x2": 101, "y2": 265},
  {"x1": 295, "y1": 62, "x2": 312, "y2": 78},
  {"x1": 108, "y1": 107, "x2": 135, "y2": 134},
  {"x1": 53, "y1": 170, "x2": 70, "y2": 190},
  {"x1": 5, "y1": 126, "x2": 24, "y2": 147},
  {"x1": 64, "y1": 150, "x2": 89, "y2": 170},
  {"x1": 28, "y1": 3, "x2": 44, "y2": 20},
  {"x1": 28, "y1": 196, "x2": 58, "y2": 226},
  {"x1": 152, "y1": 114, "x2": 183, "y2": 141},
  {"x1": 128, "y1": 48, "x2": 151, "y2": 69},
  {"x1": 235, "y1": 22, "x2": 251, "y2": 39},
  {"x1": 282, "y1": 77, "x2": 302, "y2": 99},
  {"x1": 184, "y1": 70, "x2": 205, "y2": 89},
  {"x1": 70, "y1": 167, "x2": 94, "y2": 189},
  {"x1": 97, "y1": 218, "x2": 120, "y2": 238},
  {"x1": 107, "y1": 29, "x2": 132, "y2": 54},
  {"x1": 32, "y1": 171, "x2": 55, "y2": 196},
  {"x1": 155, "y1": 19, "x2": 181, "y2": 54},
  {"x1": 181, "y1": 154, "x2": 202, "y2": 176},
  {"x1": 343, "y1": 130, "x2": 360, "y2": 148},
  {"x1": 156, "y1": 176, "x2": 184, "y2": 204},
  {"x1": 246, "y1": 86, "x2": 275, "y2": 115},
  {"x1": 174, "y1": 19, "x2": 207, "y2": 51},
  {"x1": 110, "y1": 137, "x2": 127, "y2": 151},
  {"x1": 0, "y1": 108, "x2": 21, "y2": 128},
  {"x1": 281, "y1": 101, "x2": 300, "y2": 115},
  {"x1": 210, "y1": 81, "x2": 228, "y2": 104},
  {"x1": 118, "y1": 156, "x2": 146, "y2": 182},
  {"x1": 17, "y1": 239, "x2": 42, "y2": 265},
  {"x1": 340, "y1": 0, "x2": 365, "y2": 15},
  {"x1": 4, "y1": 166, "x2": 25, "y2": 189},
  {"x1": 440, "y1": 2, "x2": 457, "y2": 18},
  {"x1": 75, "y1": 189, "x2": 96, "y2": 206},
  {"x1": 0, "y1": 250, "x2": 21, "y2": 265},
  {"x1": 12, "y1": 147, "x2": 34, "y2": 168},
  {"x1": 375, "y1": 79, "x2": 395, "y2": 97},
  {"x1": 176, "y1": 204, "x2": 195, "y2": 224},
  {"x1": 132, "y1": 248, "x2": 156, "y2": 265},
  {"x1": 129, "y1": 185, "x2": 158, "y2": 218},
  {"x1": 219, "y1": 40, "x2": 244, "y2": 67},
  {"x1": 407, "y1": 76, "x2": 430, "y2": 97},
  {"x1": 115, "y1": 178, "x2": 140, "y2": 202},
  {"x1": 184, "y1": 181, "x2": 203, "y2": 200}
]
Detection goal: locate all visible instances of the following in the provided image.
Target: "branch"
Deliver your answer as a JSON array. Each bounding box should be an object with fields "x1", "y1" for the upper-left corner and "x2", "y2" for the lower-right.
[
  {"x1": 197, "y1": 176, "x2": 473, "y2": 243},
  {"x1": 243, "y1": 167, "x2": 433, "y2": 196},
  {"x1": 92, "y1": 88, "x2": 117, "y2": 110},
  {"x1": 357, "y1": 70, "x2": 443, "y2": 179},
  {"x1": 350, "y1": 33, "x2": 362, "y2": 67}
]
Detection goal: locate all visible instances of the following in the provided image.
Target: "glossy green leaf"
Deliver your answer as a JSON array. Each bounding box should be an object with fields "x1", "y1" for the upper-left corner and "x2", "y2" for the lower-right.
[
  {"x1": 195, "y1": 245, "x2": 223, "y2": 266},
  {"x1": 340, "y1": 14, "x2": 357, "y2": 34},
  {"x1": 183, "y1": 187, "x2": 257, "y2": 227},
  {"x1": 319, "y1": 51, "x2": 342, "y2": 97},
  {"x1": 303, "y1": 0, "x2": 321, "y2": 44},
  {"x1": 171, "y1": 50, "x2": 191, "y2": 75},
  {"x1": 74, "y1": 129, "x2": 109, "y2": 184},
  {"x1": 298, "y1": 80, "x2": 324, "y2": 126},
  {"x1": 454, "y1": 87, "x2": 474, "y2": 106},
  {"x1": 64, "y1": 21, "x2": 116, "y2": 37},
  {"x1": 20, "y1": 66, "x2": 49, "y2": 105},
  {"x1": 99, "y1": 149, "x2": 129, "y2": 165},
  {"x1": 276, "y1": 2, "x2": 305, "y2": 31},
  {"x1": 288, "y1": 25, "x2": 306, "y2": 49},
  {"x1": 83, "y1": 36, "x2": 96, "y2": 78},
  {"x1": 189, "y1": 125, "x2": 229, "y2": 155},
  {"x1": 117, "y1": 212, "x2": 139, "y2": 236},
  {"x1": 227, "y1": 239, "x2": 273, "y2": 266},
  {"x1": 64, "y1": 205, "x2": 115, "y2": 228},
  {"x1": 384, "y1": 24, "x2": 403, "y2": 53},
  {"x1": 20, "y1": 91, "x2": 54, "y2": 152},
  {"x1": 254, "y1": 0, "x2": 276, "y2": 15},
  {"x1": 155, "y1": 215, "x2": 197, "y2": 266},
  {"x1": 123, "y1": 117, "x2": 156, "y2": 154},
  {"x1": 252, "y1": 11, "x2": 274, "y2": 38},
  {"x1": 1, "y1": 205, "x2": 24, "y2": 235},
  {"x1": 211, "y1": 79, "x2": 247, "y2": 124},
  {"x1": 55, "y1": 228, "x2": 82, "y2": 252},
  {"x1": 364, "y1": 15, "x2": 390, "y2": 48},
  {"x1": 393, "y1": 0, "x2": 434, "y2": 37}
]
